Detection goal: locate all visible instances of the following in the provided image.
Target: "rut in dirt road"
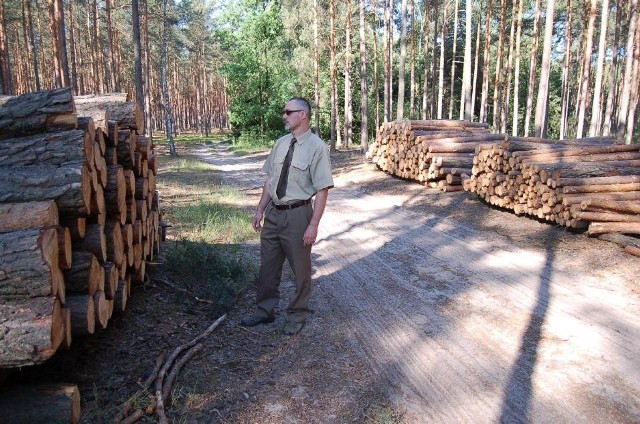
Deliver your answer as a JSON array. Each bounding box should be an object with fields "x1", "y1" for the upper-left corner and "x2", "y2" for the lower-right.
[{"x1": 210, "y1": 143, "x2": 640, "y2": 423}]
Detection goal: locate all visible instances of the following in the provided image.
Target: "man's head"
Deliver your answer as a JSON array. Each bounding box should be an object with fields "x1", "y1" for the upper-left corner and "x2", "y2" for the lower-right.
[{"x1": 283, "y1": 97, "x2": 311, "y2": 135}]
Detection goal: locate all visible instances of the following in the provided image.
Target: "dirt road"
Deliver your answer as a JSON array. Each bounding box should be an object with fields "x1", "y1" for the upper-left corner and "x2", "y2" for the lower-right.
[
  {"x1": 18, "y1": 142, "x2": 639, "y2": 423},
  {"x1": 207, "y1": 143, "x2": 640, "y2": 423}
]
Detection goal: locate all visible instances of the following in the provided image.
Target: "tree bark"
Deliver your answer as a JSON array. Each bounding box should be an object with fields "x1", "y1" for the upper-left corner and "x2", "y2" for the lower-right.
[
  {"x1": 64, "y1": 251, "x2": 104, "y2": 295},
  {"x1": 576, "y1": 0, "x2": 598, "y2": 138},
  {"x1": 524, "y1": 0, "x2": 541, "y2": 136},
  {"x1": 0, "y1": 88, "x2": 76, "y2": 138},
  {"x1": 0, "y1": 163, "x2": 91, "y2": 214},
  {"x1": 589, "y1": 0, "x2": 610, "y2": 136},
  {"x1": 0, "y1": 298, "x2": 65, "y2": 368},
  {"x1": 396, "y1": 0, "x2": 409, "y2": 120},
  {"x1": 0, "y1": 200, "x2": 58, "y2": 233},
  {"x1": 0, "y1": 228, "x2": 63, "y2": 301},
  {"x1": 533, "y1": 0, "x2": 556, "y2": 138},
  {"x1": 359, "y1": 0, "x2": 369, "y2": 152}
]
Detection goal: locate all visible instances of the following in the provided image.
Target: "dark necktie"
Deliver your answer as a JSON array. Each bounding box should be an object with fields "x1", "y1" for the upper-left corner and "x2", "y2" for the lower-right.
[{"x1": 276, "y1": 137, "x2": 296, "y2": 199}]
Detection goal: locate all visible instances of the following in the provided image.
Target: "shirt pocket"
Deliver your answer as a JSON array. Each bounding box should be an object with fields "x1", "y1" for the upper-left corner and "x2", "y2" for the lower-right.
[{"x1": 290, "y1": 158, "x2": 311, "y2": 186}]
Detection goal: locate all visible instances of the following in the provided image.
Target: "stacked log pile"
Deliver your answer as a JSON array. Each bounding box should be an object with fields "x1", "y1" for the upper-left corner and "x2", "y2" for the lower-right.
[
  {"x1": 0, "y1": 88, "x2": 162, "y2": 374},
  {"x1": 463, "y1": 136, "x2": 640, "y2": 242},
  {"x1": 369, "y1": 119, "x2": 505, "y2": 191}
]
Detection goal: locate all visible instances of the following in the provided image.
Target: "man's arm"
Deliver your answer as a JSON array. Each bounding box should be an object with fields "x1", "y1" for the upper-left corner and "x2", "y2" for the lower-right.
[
  {"x1": 252, "y1": 177, "x2": 272, "y2": 232},
  {"x1": 303, "y1": 187, "x2": 329, "y2": 246}
]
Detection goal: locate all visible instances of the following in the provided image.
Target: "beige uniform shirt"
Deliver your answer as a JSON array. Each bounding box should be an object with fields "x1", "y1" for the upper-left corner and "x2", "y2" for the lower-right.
[{"x1": 263, "y1": 129, "x2": 334, "y2": 204}]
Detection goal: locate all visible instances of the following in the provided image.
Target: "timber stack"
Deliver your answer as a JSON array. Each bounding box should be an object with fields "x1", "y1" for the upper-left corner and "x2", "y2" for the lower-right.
[
  {"x1": 0, "y1": 88, "x2": 162, "y2": 423},
  {"x1": 463, "y1": 136, "x2": 640, "y2": 249},
  {"x1": 369, "y1": 119, "x2": 505, "y2": 192}
]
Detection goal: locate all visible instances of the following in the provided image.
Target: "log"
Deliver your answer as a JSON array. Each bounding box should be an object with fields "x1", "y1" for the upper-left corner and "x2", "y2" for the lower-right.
[
  {"x1": 93, "y1": 290, "x2": 109, "y2": 330},
  {"x1": 0, "y1": 163, "x2": 92, "y2": 214},
  {"x1": 0, "y1": 88, "x2": 76, "y2": 138},
  {"x1": 557, "y1": 175, "x2": 640, "y2": 187},
  {"x1": 624, "y1": 245, "x2": 640, "y2": 258},
  {"x1": 74, "y1": 224, "x2": 107, "y2": 263},
  {"x1": 75, "y1": 106, "x2": 109, "y2": 132},
  {"x1": 0, "y1": 200, "x2": 58, "y2": 233},
  {"x1": 103, "y1": 262, "x2": 118, "y2": 300},
  {"x1": 588, "y1": 221, "x2": 640, "y2": 236},
  {"x1": 0, "y1": 383, "x2": 80, "y2": 424},
  {"x1": 75, "y1": 92, "x2": 130, "y2": 103},
  {"x1": 105, "y1": 165, "x2": 127, "y2": 224},
  {"x1": 55, "y1": 225, "x2": 73, "y2": 271},
  {"x1": 66, "y1": 295, "x2": 95, "y2": 335},
  {"x1": 105, "y1": 220, "x2": 125, "y2": 267},
  {"x1": 114, "y1": 279, "x2": 129, "y2": 313},
  {"x1": 580, "y1": 199, "x2": 640, "y2": 214},
  {"x1": 107, "y1": 120, "x2": 119, "y2": 146},
  {"x1": 560, "y1": 191, "x2": 640, "y2": 205},
  {"x1": 0, "y1": 129, "x2": 93, "y2": 169},
  {"x1": 117, "y1": 130, "x2": 135, "y2": 168},
  {"x1": 0, "y1": 297, "x2": 65, "y2": 367},
  {"x1": 60, "y1": 215, "x2": 86, "y2": 240},
  {"x1": 550, "y1": 162, "x2": 640, "y2": 180},
  {"x1": 104, "y1": 102, "x2": 144, "y2": 133},
  {"x1": 63, "y1": 251, "x2": 103, "y2": 295},
  {"x1": 563, "y1": 182, "x2": 640, "y2": 194},
  {"x1": 0, "y1": 228, "x2": 64, "y2": 301},
  {"x1": 572, "y1": 210, "x2": 640, "y2": 223}
]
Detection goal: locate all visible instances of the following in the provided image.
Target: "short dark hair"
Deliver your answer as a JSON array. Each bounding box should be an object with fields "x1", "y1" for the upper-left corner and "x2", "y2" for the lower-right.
[{"x1": 288, "y1": 97, "x2": 311, "y2": 117}]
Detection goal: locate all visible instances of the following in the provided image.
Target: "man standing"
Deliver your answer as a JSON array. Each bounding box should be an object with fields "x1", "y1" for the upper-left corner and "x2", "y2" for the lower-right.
[{"x1": 240, "y1": 97, "x2": 334, "y2": 335}]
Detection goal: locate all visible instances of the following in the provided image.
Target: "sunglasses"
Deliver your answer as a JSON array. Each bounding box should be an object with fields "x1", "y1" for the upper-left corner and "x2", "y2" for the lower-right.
[{"x1": 283, "y1": 109, "x2": 303, "y2": 115}]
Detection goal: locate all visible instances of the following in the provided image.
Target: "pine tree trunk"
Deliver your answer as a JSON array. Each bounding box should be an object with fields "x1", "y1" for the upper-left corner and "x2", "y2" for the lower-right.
[
  {"x1": 560, "y1": 0, "x2": 573, "y2": 139},
  {"x1": 448, "y1": 0, "x2": 459, "y2": 120},
  {"x1": 589, "y1": 0, "x2": 610, "y2": 136},
  {"x1": 421, "y1": 0, "x2": 431, "y2": 119},
  {"x1": 479, "y1": 0, "x2": 493, "y2": 123},
  {"x1": 330, "y1": 0, "x2": 337, "y2": 151},
  {"x1": 602, "y1": 3, "x2": 622, "y2": 136},
  {"x1": 576, "y1": 0, "x2": 598, "y2": 138},
  {"x1": 359, "y1": 0, "x2": 369, "y2": 152},
  {"x1": 617, "y1": 0, "x2": 638, "y2": 141},
  {"x1": 343, "y1": 0, "x2": 353, "y2": 147},
  {"x1": 524, "y1": 0, "x2": 541, "y2": 136},
  {"x1": 534, "y1": 0, "x2": 556, "y2": 138},
  {"x1": 492, "y1": 0, "x2": 507, "y2": 131},
  {"x1": 396, "y1": 0, "x2": 409, "y2": 120},
  {"x1": 512, "y1": 0, "x2": 524, "y2": 135}
]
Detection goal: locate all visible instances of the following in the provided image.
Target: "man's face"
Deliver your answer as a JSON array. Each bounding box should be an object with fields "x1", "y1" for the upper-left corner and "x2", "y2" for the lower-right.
[{"x1": 283, "y1": 101, "x2": 305, "y2": 132}]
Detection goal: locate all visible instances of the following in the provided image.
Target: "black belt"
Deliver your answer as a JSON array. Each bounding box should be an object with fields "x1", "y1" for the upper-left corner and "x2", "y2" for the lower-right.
[{"x1": 272, "y1": 199, "x2": 312, "y2": 210}]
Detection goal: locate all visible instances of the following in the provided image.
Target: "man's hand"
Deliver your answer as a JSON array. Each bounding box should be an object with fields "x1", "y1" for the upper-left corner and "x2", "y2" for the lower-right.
[
  {"x1": 303, "y1": 223, "x2": 319, "y2": 246},
  {"x1": 252, "y1": 209, "x2": 264, "y2": 232}
]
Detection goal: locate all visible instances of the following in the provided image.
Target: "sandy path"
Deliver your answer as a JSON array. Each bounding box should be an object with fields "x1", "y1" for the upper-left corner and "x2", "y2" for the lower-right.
[{"x1": 208, "y1": 143, "x2": 640, "y2": 423}]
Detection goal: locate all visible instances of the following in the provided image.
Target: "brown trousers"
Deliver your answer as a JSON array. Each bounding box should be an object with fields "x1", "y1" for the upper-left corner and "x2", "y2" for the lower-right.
[{"x1": 255, "y1": 203, "x2": 313, "y2": 323}]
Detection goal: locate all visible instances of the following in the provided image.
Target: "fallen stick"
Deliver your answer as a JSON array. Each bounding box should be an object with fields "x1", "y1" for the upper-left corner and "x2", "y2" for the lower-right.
[
  {"x1": 154, "y1": 314, "x2": 227, "y2": 423},
  {"x1": 162, "y1": 343, "x2": 204, "y2": 402}
]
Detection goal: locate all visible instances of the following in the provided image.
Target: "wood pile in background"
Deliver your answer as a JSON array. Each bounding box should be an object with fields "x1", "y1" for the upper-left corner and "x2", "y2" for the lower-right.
[
  {"x1": 367, "y1": 119, "x2": 640, "y2": 258},
  {"x1": 463, "y1": 136, "x2": 640, "y2": 244},
  {"x1": 0, "y1": 88, "x2": 162, "y2": 375},
  {"x1": 368, "y1": 119, "x2": 505, "y2": 192}
]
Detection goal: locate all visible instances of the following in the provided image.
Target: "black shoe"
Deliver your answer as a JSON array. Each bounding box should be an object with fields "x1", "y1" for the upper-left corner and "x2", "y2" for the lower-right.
[
  {"x1": 282, "y1": 320, "x2": 305, "y2": 335},
  {"x1": 240, "y1": 313, "x2": 275, "y2": 327}
]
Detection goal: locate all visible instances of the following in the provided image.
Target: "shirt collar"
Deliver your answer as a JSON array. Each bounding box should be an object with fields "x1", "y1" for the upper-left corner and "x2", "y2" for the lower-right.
[{"x1": 291, "y1": 129, "x2": 312, "y2": 145}]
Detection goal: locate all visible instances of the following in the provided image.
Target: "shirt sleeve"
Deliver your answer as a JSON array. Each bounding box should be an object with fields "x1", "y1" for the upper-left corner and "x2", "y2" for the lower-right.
[{"x1": 310, "y1": 144, "x2": 334, "y2": 192}]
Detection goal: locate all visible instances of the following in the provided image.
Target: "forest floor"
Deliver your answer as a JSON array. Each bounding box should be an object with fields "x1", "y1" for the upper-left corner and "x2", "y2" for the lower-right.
[{"x1": 8, "y1": 141, "x2": 640, "y2": 423}]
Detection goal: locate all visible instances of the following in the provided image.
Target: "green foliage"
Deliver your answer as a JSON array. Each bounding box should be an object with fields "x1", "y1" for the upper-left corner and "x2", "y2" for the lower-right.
[
  {"x1": 165, "y1": 239, "x2": 254, "y2": 313},
  {"x1": 216, "y1": 0, "x2": 303, "y2": 138}
]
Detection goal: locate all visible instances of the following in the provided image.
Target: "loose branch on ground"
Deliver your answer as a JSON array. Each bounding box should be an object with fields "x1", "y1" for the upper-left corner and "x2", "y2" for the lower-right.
[{"x1": 114, "y1": 314, "x2": 227, "y2": 423}]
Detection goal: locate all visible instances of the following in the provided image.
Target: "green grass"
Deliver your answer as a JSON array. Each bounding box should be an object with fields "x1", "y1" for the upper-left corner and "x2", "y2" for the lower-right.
[
  {"x1": 165, "y1": 239, "x2": 255, "y2": 314},
  {"x1": 156, "y1": 137, "x2": 260, "y2": 315},
  {"x1": 171, "y1": 198, "x2": 255, "y2": 244}
]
